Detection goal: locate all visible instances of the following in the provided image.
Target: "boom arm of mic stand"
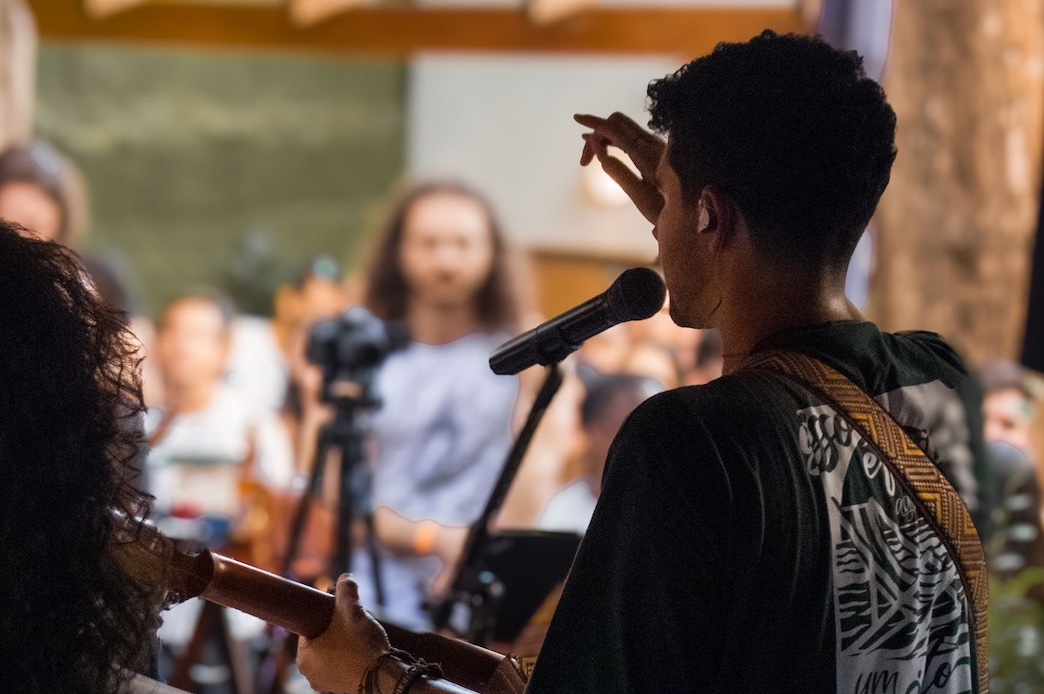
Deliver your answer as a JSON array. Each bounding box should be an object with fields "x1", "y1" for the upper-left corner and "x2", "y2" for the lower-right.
[{"x1": 431, "y1": 363, "x2": 565, "y2": 638}]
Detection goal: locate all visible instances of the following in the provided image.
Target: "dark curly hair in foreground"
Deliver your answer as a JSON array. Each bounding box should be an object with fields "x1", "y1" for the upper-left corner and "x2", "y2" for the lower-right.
[
  {"x1": 0, "y1": 222, "x2": 157, "y2": 693},
  {"x1": 648, "y1": 30, "x2": 897, "y2": 267}
]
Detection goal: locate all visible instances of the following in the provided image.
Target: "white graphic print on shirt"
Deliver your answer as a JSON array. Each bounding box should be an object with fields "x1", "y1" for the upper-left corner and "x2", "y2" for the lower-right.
[{"x1": 797, "y1": 403, "x2": 974, "y2": 694}]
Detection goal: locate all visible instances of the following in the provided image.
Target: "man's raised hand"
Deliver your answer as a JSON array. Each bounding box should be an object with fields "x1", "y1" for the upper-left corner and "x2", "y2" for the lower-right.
[{"x1": 574, "y1": 112, "x2": 665, "y2": 225}]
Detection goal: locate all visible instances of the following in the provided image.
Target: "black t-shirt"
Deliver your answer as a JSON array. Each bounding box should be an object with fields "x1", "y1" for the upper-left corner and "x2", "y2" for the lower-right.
[{"x1": 526, "y1": 321, "x2": 983, "y2": 694}]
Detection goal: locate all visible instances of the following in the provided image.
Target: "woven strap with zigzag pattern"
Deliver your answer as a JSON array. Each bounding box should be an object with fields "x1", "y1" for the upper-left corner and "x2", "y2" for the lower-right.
[{"x1": 741, "y1": 349, "x2": 989, "y2": 694}]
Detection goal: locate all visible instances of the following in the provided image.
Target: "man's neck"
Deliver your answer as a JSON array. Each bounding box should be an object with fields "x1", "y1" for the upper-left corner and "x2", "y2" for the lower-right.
[
  {"x1": 406, "y1": 302, "x2": 483, "y2": 345},
  {"x1": 163, "y1": 381, "x2": 220, "y2": 415},
  {"x1": 718, "y1": 268, "x2": 861, "y2": 375}
]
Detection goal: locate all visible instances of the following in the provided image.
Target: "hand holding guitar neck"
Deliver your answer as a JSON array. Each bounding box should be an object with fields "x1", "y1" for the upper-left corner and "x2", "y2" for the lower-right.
[{"x1": 112, "y1": 518, "x2": 508, "y2": 692}]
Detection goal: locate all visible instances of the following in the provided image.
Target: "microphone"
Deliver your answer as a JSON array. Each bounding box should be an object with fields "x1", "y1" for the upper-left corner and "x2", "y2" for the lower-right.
[{"x1": 490, "y1": 267, "x2": 666, "y2": 375}]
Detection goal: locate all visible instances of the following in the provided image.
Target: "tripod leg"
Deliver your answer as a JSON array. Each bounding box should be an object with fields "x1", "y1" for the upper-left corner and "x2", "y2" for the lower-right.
[
  {"x1": 336, "y1": 418, "x2": 387, "y2": 609},
  {"x1": 281, "y1": 426, "x2": 334, "y2": 577}
]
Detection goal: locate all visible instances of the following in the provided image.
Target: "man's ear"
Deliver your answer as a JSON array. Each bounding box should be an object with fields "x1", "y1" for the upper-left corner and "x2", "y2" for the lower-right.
[
  {"x1": 699, "y1": 185, "x2": 735, "y2": 251},
  {"x1": 696, "y1": 203, "x2": 711, "y2": 233}
]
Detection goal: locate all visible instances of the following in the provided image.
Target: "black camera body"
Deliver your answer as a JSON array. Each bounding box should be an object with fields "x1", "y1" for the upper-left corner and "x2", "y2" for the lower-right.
[{"x1": 307, "y1": 307, "x2": 409, "y2": 405}]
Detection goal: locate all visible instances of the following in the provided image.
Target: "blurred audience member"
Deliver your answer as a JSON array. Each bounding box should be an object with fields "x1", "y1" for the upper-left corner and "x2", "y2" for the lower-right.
[
  {"x1": 0, "y1": 141, "x2": 87, "y2": 245},
  {"x1": 147, "y1": 293, "x2": 296, "y2": 677},
  {"x1": 622, "y1": 341, "x2": 683, "y2": 390},
  {"x1": 353, "y1": 182, "x2": 522, "y2": 629},
  {"x1": 147, "y1": 293, "x2": 294, "y2": 525},
  {"x1": 576, "y1": 322, "x2": 632, "y2": 374},
  {"x1": 539, "y1": 369, "x2": 662, "y2": 536},
  {"x1": 687, "y1": 328, "x2": 724, "y2": 386},
  {"x1": 979, "y1": 361, "x2": 1044, "y2": 586},
  {"x1": 981, "y1": 360, "x2": 1040, "y2": 457}
]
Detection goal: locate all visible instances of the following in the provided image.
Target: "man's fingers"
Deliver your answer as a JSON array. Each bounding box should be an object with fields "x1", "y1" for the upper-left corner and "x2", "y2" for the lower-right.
[
  {"x1": 574, "y1": 113, "x2": 609, "y2": 130},
  {"x1": 587, "y1": 133, "x2": 611, "y2": 162},
  {"x1": 335, "y1": 574, "x2": 361, "y2": 603},
  {"x1": 574, "y1": 111, "x2": 640, "y2": 149},
  {"x1": 605, "y1": 111, "x2": 645, "y2": 139},
  {"x1": 576, "y1": 111, "x2": 664, "y2": 222},
  {"x1": 580, "y1": 136, "x2": 595, "y2": 166},
  {"x1": 601, "y1": 157, "x2": 663, "y2": 224},
  {"x1": 576, "y1": 112, "x2": 663, "y2": 174},
  {"x1": 600, "y1": 156, "x2": 644, "y2": 197}
]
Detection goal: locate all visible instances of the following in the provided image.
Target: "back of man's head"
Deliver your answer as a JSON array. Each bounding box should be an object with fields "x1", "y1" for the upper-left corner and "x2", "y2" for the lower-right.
[{"x1": 648, "y1": 30, "x2": 897, "y2": 269}]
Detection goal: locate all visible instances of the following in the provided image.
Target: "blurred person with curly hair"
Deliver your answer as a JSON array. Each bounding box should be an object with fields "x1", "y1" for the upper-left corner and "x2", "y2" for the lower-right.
[{"x1": 0, "y1": 220, "x2": 165, "y2": 693}]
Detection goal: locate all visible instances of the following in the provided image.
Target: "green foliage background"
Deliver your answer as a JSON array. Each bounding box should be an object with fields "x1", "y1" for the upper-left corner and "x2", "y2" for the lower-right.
[{"x1": 35, "y1": 44, "x2": 406, "y2": 316}]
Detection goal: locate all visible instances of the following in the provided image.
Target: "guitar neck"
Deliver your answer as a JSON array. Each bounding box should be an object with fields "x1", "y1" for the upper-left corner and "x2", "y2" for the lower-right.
[{"x1": 197, "y1": 551, "x2": 505, "y2": 691}]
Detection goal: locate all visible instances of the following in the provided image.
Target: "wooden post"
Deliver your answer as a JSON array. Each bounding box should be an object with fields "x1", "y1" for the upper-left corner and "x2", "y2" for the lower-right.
[
  {"x1": 869, "y1": 1, "x2": 1044, "y2": 366},
  {"x1": 0, "y1": 0, "x2": 36, "y2": 152}
]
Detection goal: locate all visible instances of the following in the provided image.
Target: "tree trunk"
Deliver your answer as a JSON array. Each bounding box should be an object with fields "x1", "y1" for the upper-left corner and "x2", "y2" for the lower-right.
[
  {"x1": 869, "y1": 1, "x2": 1044, "y2": 367},
  {"x1": 0, "y1": 0, "x2": 35, "y2": 152}
]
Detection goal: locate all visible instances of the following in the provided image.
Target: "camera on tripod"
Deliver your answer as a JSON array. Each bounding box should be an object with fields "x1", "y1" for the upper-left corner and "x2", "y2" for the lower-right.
[
  {"x1": 283, "y1": 307, "x2": 409, "y2": 595},
  {"x1": 307, "y1": 307, "x2": 409, "y2": 405}
]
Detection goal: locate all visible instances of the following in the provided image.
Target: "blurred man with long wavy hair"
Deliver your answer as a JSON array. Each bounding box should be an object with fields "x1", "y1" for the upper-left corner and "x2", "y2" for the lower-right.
[{"x1": 349, "y1": 182, "x2": 523, "y2": 630}]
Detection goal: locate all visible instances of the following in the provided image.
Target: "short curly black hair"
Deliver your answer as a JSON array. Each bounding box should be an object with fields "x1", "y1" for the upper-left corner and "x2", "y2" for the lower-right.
[{"x1": 648, "y1": 30, "x2": 897, "y2": 266}]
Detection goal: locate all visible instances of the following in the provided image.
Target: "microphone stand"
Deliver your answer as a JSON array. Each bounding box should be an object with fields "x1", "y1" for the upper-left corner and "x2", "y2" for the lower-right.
[{"x1": 431, "y1": 362, "x2": 565, "y2": 643}]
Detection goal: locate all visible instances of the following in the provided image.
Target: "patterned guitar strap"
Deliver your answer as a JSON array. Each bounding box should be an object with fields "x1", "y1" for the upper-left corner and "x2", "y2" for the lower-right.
[{"x1": 741, "y1": 350, "x2": 989, "y2": 694}]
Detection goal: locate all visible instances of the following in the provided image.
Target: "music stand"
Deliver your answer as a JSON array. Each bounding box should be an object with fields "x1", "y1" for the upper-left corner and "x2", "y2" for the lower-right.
[{"x1": 473, "y1": 530, "x2": 581, "y2": 643}]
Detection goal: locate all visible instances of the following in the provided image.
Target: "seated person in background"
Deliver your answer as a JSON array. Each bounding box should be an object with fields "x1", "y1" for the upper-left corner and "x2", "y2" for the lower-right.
[
  {"x1": 538, "y1": 368, "x2": 662, "y2": 536},
  {"x1": 148, "y1": 293, "x2": 295, "y2": 668},
  {"x1": 981, "y1": 360, "x2": 1040, "y2": 458},
  {"x1": 147, "y1": 292, "x2": 294, "y2": 532},
  {"x1": 979, "y1": 361, "x2": 1044, "y2": 584},
  {"x1": 0, "y1": 221, "x2": 167, "y2": 693},
  {"x1": 0, "y1": 141, "x2": 84, "y2": 245}
]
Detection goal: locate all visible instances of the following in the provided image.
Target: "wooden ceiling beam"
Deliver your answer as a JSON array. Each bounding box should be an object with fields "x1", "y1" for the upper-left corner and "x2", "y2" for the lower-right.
[{"x1": 30, "y1": 0, "x2": 807, "y2": 58}]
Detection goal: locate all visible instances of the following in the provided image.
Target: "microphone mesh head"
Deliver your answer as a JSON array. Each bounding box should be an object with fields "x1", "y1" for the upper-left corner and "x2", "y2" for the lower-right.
[{"x1": 607, "y1": 268, "x2": 667, "y2": 322}]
